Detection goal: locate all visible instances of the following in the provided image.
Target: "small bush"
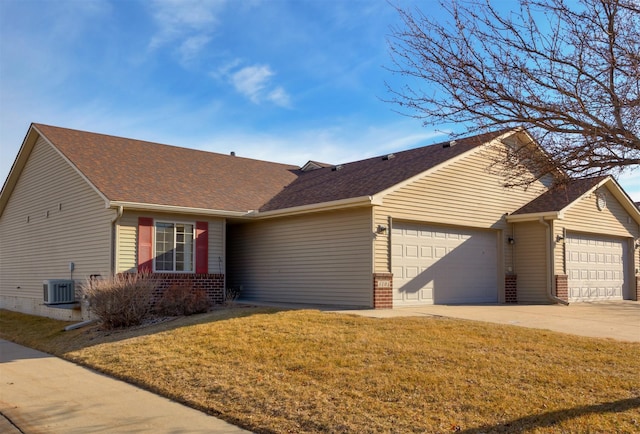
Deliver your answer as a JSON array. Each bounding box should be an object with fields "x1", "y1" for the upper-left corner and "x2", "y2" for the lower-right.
[
  {"x1": 155, "y1": 284, "x2": 210, "y2": 316},
  {"x1": 225, "y1": 286, "x2": 241, "y2": 305},
  {"x1": 83, "y1": 273, "x2": 157, "y2": 329}
]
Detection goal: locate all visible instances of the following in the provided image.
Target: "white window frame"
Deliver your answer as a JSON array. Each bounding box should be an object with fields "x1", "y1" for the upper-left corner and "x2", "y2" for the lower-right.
[{"x1": 153, "y1": 220, "x2": 196, "y2": 273}]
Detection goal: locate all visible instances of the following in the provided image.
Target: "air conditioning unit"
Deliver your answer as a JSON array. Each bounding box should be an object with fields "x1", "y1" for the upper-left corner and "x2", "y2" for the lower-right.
[{"x1": 43, "y1": 280, "x2": 76, "y2": 304}]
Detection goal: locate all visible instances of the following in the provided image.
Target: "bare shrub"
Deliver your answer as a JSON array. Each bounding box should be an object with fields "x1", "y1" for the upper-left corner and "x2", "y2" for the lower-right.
[
  {"x1": 83, "y1": 273, "x2": 157, "y2": 329},
  {"x1": 224, "y1": 286, "x2": 241, "y2": 305},
  {"x1": 155, "y1": 284, "x2": 210, "y2": 316}
]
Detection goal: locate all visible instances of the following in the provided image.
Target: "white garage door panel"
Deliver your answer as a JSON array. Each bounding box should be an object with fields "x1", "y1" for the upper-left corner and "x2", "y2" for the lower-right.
[
  {"x1": 392, "y1": 223, "x2": 498, "y2": 305},
  {"x1": 566, "y1": 233, "x2": 627, "y2": 302}
]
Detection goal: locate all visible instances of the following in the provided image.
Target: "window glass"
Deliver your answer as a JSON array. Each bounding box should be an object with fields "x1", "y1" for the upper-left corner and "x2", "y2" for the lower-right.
[
  {"x1": 154, "y1": 222, "x2": 194, "y2": 272},
  {"x1": 175, "y1": 223, "x2": 193, "y2": 271}
]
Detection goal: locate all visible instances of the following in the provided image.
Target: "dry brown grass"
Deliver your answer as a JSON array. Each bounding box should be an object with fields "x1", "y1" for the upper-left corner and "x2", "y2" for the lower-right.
[{"x1": 1, "y1": 307, "x2": 639, "y2": 433}]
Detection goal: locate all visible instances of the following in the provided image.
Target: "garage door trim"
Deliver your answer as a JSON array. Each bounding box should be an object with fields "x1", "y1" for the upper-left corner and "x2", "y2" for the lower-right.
[
  {"x1": 391, "y1": 221, "x2": 499, "y2": 306},
  {"x1": 565, "y1": 231, "x2": 628, "y2": 302}
]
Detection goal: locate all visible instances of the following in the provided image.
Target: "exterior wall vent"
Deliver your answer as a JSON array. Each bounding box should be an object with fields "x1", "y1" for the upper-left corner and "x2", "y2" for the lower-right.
[{"x1": 43, "y1": 280, "x2": 75, "y2": 304}]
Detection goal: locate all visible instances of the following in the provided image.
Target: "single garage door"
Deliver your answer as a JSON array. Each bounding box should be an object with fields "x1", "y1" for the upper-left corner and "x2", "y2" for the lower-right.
[
  {"x1": 566, "y1": 233, "x2": 628, "y2": 301},
  {"x1": 391, "y1": 222, "x2": 498, "y2": 305}
]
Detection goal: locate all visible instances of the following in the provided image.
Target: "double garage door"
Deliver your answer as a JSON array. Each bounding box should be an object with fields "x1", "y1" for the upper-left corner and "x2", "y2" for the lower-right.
[
  {"x1": 566, "y1": 233, "x2": 628, "y2": 301},
  {"x1": 392, "y1": 222, "x2": 498, "y2": 305}
]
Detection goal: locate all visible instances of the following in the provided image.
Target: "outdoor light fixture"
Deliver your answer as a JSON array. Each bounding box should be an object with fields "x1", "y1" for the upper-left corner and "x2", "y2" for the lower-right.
[
  {"x1": 507, "y1": 237, "x2": 515, "y2": 245},
  {"x1": 376, "y1": 225, "x2": 387, "y2": 234},
  {"x1": 556, "y1": 235, "x2": 565, "y2": 242}
]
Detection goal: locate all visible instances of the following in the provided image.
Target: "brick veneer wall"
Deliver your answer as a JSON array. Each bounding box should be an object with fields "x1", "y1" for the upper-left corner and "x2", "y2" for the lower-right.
[
  {"x1": 555, "y1": 274, "x2": 568, "y2": 302},
  {"x1": 373, "y1": 273, "x2": 393, "y2": 309},
  {"x1": 505, "y1": 274, "x2": 517, "y2": 303},
  {"x1": 153, "y1": 273, "x2": 225, "y2": 305}
]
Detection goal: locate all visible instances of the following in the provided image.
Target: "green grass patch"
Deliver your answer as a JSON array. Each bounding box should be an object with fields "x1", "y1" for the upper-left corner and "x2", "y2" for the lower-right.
[{"x1": 1, "y1": 307, "x2": 639, "y2": 433}]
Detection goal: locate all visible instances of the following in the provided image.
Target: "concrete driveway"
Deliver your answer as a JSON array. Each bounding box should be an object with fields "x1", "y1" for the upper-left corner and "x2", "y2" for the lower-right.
[{"x1": 336, "y1": 301, "x2": 640, "y2": 342}]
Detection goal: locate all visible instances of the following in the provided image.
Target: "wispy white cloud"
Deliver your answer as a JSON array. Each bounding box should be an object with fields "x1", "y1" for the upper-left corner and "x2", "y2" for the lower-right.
[
  {"x1": 148, "y1": 0, "x2": 226, "y2": 63},
  {"x1": 267, "y1": 86, "x2": 292, "y2": 107},
  {"x1": 178, "y1": 35, "x2": 212, "y2": 63},
  {"x1": 231, "y1": 65, "x2": 274, "y2": 103},
  {"x1": 147, "y1": 0, "x2": 292, "y2": 107},
  {"x1": 211, "y1": 58, "x2": 243, "y2": 80},
  {"x1": 222, "y1": 63, "x2": 292, "y2": 107}
]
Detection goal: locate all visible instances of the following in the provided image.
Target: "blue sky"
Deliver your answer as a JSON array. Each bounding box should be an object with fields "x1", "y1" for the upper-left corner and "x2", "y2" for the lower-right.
[{"x1": 1, "y1": 0, "x2": 638, "y2": 200}]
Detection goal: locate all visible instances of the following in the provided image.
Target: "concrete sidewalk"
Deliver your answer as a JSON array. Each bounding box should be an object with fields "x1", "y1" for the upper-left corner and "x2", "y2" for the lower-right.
[
  {"x1": 335, "y1": 301, "x2": 640, "y2": 342},
  {"x1": 0, "y1": 339, "x2": 249, "y2": 434}
]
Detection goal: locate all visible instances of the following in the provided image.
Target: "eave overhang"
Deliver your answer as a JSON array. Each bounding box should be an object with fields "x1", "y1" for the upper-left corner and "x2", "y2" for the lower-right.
[
  {"x1": 108, "y1": 195, "x2": 377, "y2": 220},
  {"x1": 506, "y1": 211, "x2": 562, "y2": 223},
  {"x1": 250, "y1": 195, "x2": 375, "y2": 220},
  {"x1": 107, "y1": 201, "x2": 248, "y2": 218}
]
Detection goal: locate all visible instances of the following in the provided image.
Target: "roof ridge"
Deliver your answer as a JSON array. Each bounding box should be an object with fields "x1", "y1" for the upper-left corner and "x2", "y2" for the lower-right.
[{"x1": 33, "y1": 123, "x2": 299, "y2": 169}]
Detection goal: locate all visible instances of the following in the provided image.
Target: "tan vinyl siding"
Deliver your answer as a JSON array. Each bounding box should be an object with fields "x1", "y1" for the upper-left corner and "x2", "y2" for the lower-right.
[
  {"x1": 116, "y1": 211, "x2": 225, "y2": 274},
  {"x1": 373, "y1": 211, "x2": 392, "y2": 273},
  {"x1": 117, "y1": 212, "x2": 138, "y2": 273},
  {"x1": 227, "y1": 207, "x2": 373, "y2": 307},
  {"x1": 0, "y1": 137, "x2": 113, "y2": 318},
  {"x1": 504, "y1": 226, "x2": 516, "y2": 274},
  {"x1": 553, "y1": 185, "x2": 640, "y2": 273},
  {"x1": 513, "y1": 221, "x2": 549, "y2": 303},
  {"x1": 374, "y1": 144, "x2": 550, "y2": 273}
]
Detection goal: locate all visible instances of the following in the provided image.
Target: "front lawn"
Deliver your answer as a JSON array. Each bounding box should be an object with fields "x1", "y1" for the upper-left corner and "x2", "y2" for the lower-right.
[{"x1": 1, "y1": 307, "x2": 638, "y2": 433}]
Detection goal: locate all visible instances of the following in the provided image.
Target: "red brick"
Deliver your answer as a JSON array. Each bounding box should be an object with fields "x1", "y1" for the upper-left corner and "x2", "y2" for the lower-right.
[
  {"x1": 555, "y1": 274, "x2": 568, "y2": 302},
  {"x1": 505, "y1": 274, "x2": 517, "y2": 303},
  {"x1": 373, "y1": 273, "x2": 393, "y2": 309}
]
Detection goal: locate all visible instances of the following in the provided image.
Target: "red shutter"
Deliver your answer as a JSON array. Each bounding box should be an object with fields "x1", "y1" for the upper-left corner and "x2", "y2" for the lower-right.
[
  {"x1": 196, "y1": 221, "x2": 208, "y2": 274},
  {"x1": 137, "y1": 217, "x2": 154, "y2": 273}
]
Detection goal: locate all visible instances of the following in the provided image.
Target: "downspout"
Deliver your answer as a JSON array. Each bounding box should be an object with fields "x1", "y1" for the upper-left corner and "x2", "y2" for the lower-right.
[
  {"x1": 111, "y1": 205, "x2": 124, "y2": 223},
  {"x1": 110, "y1": 205, "x2": 124, "y2": 275},
  {"x1": 538, "y1": 217, "x2": 569, "y2": 305},
  {"x1": 82, "y1": 205, "x2": 123, "y2": 322}
]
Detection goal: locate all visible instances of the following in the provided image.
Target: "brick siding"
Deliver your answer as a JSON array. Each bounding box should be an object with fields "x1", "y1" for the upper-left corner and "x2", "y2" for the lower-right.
[
  {"x1": 152, "y1": 273, "x2": 225, "y2": 305},
  {"x1": 373, "y1": 273, "x2": 393, "y2": 309},
  {"x1": 555, "y1": 274, "x2": 568, "y2": 302},
  {"x1": 505, "y1": 274, "x2": 517, "y2": 303}
]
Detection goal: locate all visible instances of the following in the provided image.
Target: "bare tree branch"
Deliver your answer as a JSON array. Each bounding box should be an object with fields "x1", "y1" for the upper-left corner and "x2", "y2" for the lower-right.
[{"x1": 386, "y1": 0, "x2": 640, "y2": 185}]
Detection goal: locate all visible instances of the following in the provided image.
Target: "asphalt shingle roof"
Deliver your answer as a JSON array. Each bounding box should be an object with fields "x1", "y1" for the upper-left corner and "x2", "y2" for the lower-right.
[
  {"x1": 260, "y1": 129, "x2": 510, "y2": 211},
  {"x1": 511, "y1": 176, "x2": 607, "y2": 215},
  {"x1": 35, "y1": 124, "x2": 299, "y2": 213},
  {"x1": 34, "y1": 124, "x2": 511, "y2": 213}
]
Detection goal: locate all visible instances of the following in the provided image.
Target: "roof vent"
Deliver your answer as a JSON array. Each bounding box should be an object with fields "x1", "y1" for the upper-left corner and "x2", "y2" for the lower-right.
[
  {"x1": 331, "y1": 165, "x2": 343, "y2": 171},
  {"x1": 230, "y1": 151, "x2": 236, "y2": 156},
  {"x1": 443, "y1": 140, "x2": 457, "y2": 148},
  {"x1": 382, "y1": 153, "x2": 395, "y2": 160}
]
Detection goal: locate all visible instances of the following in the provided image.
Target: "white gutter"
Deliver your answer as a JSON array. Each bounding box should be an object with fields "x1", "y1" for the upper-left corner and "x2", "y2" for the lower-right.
[
  {"x1": 249, "y1": 195, "x2": 374, "y2": 219},
  {"x1": 506, "y1": 211, "x2": 561, "y2": 223},
  {"x1": 108, "y1": 201, "x2": 248, "y2": 218},
  {"x1": 109, "y1": 196, "x2": 375, "y2": 221},
  {"x1": 538, "y1": 217, "x2": 569, "y2": 305},
  {"x1": 111, "y1": 205, "x2": 124, "y2": 223}
]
